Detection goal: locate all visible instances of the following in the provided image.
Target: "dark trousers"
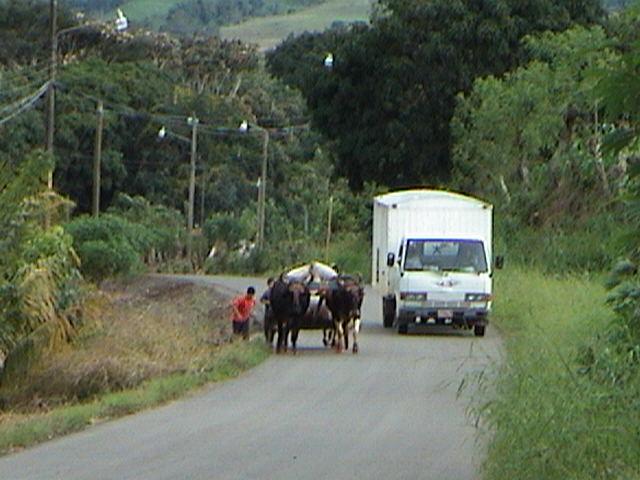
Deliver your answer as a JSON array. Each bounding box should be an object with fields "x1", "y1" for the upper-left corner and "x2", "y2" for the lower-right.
[{"x1": 232, "y1": 320, "x2": 250, "y2": 339}]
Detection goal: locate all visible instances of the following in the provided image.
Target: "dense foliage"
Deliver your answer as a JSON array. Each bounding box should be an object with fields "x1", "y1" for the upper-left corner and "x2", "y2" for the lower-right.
[
  {"x1": 473, "y1": 7, "x2": 640, "y2": 478},
  {"x1": 267, "y1": 0, "x2": 604, "y2": 189},
  {"x1": 450, "y1": 25, "x2": 631, "y2": 270},
  {"x1": 1, "y1": 1, "x2": 376, "y2": 275},
  {"x1": 595, "y1": 2, "x2": 640, "y2": 373},
  {"x1": 0, "y1": 0, "x2": 377, "y2": 380},
  {"x1": 2, "y1": 1, "x2": 640, "y2": 475},
  {"x1": 0, "y1": 151, "x2": 82, "y2": 361}
]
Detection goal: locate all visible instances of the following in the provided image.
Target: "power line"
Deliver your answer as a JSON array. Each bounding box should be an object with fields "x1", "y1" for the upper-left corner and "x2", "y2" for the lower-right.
[
  {"x1": 0, "y1": 80, "x2": 50, "y2": 116},
  {"x1": 61, "y1": 89, "x2": 309, "y2": 135},
  {"x1": 0, "y1": 81, "x2": 50, "y2": 127},
  {"x1": 49, "y1": 88, "x2": 310, "y2": 140},
  {"x1": 0, "y1": 64, "x2": 51, "y2": 82},
  {"x1": 61, "y1": 89, "x2": 193, "y2": 125},
  {"x1": 0, "y1": 76, "x2": 51, "y2": 100}
]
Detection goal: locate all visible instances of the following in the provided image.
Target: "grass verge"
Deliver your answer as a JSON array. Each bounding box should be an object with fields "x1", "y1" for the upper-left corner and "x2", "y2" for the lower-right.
[
  {"x1": 481, "y1": 266, "x2": 640, "y2": 479},
  {"x1": 0, "y1": 340, "x2": 269, "y2": 455}
]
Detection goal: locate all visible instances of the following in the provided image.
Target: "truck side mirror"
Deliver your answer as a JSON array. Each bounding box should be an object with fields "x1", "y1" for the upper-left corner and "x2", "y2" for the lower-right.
[
  {"x1": 387, "y1": 253, "x2": 395, "y2": 267},
  {"x1": 495, "y1": 255, "x2": 504, "y2": 269}
]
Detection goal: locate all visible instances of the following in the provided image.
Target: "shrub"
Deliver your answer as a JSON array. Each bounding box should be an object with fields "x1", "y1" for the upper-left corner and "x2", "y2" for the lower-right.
[
  {"x1": 65, "y1": 214, "x2": 151, "y2": 282},
  {"x1": 107, "y1": 194, "x2": 185, "y2": 260},
  {"x1": 495, "y1": 212, "x2": 629, "y2": 273},
  {"x1": 203, "y1": 212, "x2": 251, "y2": 250},
  {"x1": 76, "y1": 240, "x2": 141, "y2": 281}
]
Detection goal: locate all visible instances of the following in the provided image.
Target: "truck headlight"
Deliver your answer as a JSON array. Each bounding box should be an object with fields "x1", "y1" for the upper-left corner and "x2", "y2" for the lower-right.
[
  {"x1": 465, "y1": 293, "x2": 492, "y2": 302},
  {"x1": 400, "y1": 292, "x2": 428, "y2": 301}
]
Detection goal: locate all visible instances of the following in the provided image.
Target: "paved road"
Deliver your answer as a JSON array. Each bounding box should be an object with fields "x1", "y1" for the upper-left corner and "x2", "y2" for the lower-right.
[{"x1": 0, "y1": 275, "x2": 501, "y2": 480}]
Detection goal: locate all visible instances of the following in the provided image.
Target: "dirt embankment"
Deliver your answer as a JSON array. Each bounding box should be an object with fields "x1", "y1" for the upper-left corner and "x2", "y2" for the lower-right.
[{"x1": 1, "y1": 276, "x2": 240, "y2": 412}]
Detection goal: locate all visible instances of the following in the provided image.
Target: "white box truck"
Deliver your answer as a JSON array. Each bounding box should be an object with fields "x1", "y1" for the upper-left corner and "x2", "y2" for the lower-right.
[{"x1": 372, "y1": 189, "x2": 499, "y2": 336}]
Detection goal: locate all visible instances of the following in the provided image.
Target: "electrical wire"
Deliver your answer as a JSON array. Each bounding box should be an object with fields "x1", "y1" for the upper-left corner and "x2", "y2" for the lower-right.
[
  {"x1": 42, "y1": 88, "x2": 310, "y2": 140},
  {"x1": 0, "y1": 64, "x2": 51, "y2": 82},
  {"x1": 63, "y1": 89, "x2": 308, "y2": 135},
  {"x1": 0, "y1": 80, "x2": 50, "y2": 116},
  {"x1": 0, "y1": 81, "x2": 49, "y2": 127},
  {"x1": 62, "y1": 90, "x2": 190, "y2": 126},
  {"x1": 0, "y1": 76, "x2": 51, "y2": 100}
]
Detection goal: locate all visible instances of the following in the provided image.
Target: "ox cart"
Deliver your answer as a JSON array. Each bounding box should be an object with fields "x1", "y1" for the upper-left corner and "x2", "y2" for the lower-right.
[{"x1": 265, "y1": 261, "x2": 364, "y2": 353}]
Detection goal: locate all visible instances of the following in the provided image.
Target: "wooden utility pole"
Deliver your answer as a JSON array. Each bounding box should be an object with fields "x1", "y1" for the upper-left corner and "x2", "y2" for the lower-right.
[
  {"x1": 200, "y1": 168, "x2": 206, "y2": 228},
  {"x1": 92, "y1": 100, "x2": 104, "y2": 217},
  {"x1": 325, "y1": 195, "x2": 334, "y2": 262},
  {"x1": 257, "y1": 129, "x2": 269, "y2": 250},
  {"x1": 46, "y1": 0, "x2": 57, "y2": 174},
  {"x1": 187, "y1": 114, "x2": 199, "y2": 259},
  {"x1": 44, "y1": 0, "x2": 57, "y2": 229}
]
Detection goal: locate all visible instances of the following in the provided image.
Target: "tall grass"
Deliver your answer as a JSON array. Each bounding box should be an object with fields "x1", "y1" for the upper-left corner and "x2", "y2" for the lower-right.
[
  {"x1": 482, "y1": 267, "x2": 640, "y2": 479},
  {"x1": 494, "y1": 213, "x2": 629, "y2": 273},
  {"x1": 0, "y1": 341, "x2": 268, "y2": 454}
]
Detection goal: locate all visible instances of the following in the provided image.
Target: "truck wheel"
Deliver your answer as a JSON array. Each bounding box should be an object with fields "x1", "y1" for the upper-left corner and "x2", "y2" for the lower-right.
[
  {"x1": 474, "y1": 325, "x2": 486, "y2": 337},
  {"x1": 398, "y1": 324, "x2": 408, "y2": 334}
]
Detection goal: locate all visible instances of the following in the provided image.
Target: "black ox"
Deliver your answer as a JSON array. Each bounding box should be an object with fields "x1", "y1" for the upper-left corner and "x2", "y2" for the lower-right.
[
  {"x1": 323, "y1": 275, "x2": 365, "y2": 353},
  {"x1": 268, "y1": 275, "x2": 311, "y2": 353}
]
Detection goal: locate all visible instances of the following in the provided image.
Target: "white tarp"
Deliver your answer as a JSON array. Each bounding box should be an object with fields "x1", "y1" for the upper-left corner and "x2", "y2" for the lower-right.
[{"x1": 284, "y1": 261, "x2": 338, "y2": 283}]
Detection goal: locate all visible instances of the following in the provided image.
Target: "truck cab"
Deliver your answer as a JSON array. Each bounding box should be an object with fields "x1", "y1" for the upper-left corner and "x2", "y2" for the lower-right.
[
  {"x1": 385, "y1": 237, "x2": 492, "y2": 336},
  {"x1": 372, "y1": 189, "x2": 497, "y2": 337}
]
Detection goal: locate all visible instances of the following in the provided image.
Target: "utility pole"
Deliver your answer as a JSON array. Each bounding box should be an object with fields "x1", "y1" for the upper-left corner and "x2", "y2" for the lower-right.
[
  {"x1": 44, "y1": 0, "x2": 58, "y2": 229},
  {"x1": 257, "y1": 129, "x2": 269, "y2": 250},
  {"x1": 325, "y1": 195, "x2": 334, "y2": 262},
  {"x1": 46, "y1": 0, "x2": 57, "y2": 175},
  {"x1": 187, "y1": 114, "x2": 199, "y2": 259},
  {"x1": 92, "y1": 100, "x2": 104, "y2": 217},
  {"x1": 200, "y1": 168, "x2": 206, "y2": 228}
]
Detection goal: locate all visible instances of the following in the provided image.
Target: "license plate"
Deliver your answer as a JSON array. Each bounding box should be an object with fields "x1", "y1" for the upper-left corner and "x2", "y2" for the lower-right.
[{"x1": 438, "y1": 309, "x2": 453, "y2": 319}]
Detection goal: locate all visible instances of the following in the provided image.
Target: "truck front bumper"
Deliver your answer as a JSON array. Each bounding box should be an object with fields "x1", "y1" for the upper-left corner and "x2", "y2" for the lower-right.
[{"x1": 397, "y1": 307, "x2": 489, "y2": 328}]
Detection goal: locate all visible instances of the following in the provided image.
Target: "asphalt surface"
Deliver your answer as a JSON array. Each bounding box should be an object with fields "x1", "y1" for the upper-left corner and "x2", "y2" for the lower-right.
[{"x1": 0, "y1": 274, "x2": 501, "y2": 480}]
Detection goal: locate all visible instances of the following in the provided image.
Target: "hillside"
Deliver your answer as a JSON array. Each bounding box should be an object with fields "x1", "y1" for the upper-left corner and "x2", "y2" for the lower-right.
[
  {"x1": 67, "y1": 0, "x2": 625, "y2": 50},
  {"x1": 220, "y1": 0, "x2": 372, "y2": 50},
  {"x1": 111, "y1": 0, "x2": 370, "y2": 40}
]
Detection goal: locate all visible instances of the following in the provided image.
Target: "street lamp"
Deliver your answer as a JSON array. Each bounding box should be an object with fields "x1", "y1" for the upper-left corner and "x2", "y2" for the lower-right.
[
  {"x1": 238, "y1": 120, "x2": 269, "y2": 250},
  {"x1": 115, "y1": 8, "x2": 128, "y2": 32},
  {"x1": 46, "y1": 0, "x2": 128, "y2": 188},
  {"x1": 324, "y1": 53, "x2": 334, "y2": 70},
  {"x1": 157, "y1": 116, "x2": 199, "y2": 260}
]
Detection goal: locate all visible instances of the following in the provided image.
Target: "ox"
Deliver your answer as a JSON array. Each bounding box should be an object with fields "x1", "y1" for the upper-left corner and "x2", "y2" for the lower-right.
[
  {"x1": 324, "y1": 275, "x2": 364, "y2": 353},
  {"x1": 268, "y1": 276, "x2": 311, "y2": 353}
]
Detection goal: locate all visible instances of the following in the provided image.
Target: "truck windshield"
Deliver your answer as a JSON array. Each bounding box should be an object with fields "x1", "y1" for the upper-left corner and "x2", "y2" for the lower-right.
[{"x1": 403, "y1": 239, "x2": 488, "y2": 273}]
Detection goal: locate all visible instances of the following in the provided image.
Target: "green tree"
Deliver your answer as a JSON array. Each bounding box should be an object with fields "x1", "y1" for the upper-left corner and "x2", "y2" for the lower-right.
[
  {"x1": 268, "y1": 0, "x2": 605, "y2": 189},
  {"x1": 0, "y1": 0, "x2": 77, "y2": 66},
  {"x1": 452, "y1": 26, "x2": 618, "y2": 225},
  {"x1": 597, "y1": 3, "x2": 640, "y2": 347},
  {"x1": 0, "y1": 150, "x2": 82, "y2": 359}
]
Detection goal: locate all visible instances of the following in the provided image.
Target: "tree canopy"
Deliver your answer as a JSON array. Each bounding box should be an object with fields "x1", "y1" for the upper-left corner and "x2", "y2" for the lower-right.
[
  {"x1": 267, "y1": 0, "x2": 605, "y2": 189},
  {"x1": 452, "y1": 25, "x2": 619, "y2": 226}
]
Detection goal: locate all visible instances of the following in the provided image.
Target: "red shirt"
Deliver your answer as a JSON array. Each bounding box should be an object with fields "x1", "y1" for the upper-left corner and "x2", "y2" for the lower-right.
[{"x1": 232, "y1": 295, "x2": 256, "y2": 322}]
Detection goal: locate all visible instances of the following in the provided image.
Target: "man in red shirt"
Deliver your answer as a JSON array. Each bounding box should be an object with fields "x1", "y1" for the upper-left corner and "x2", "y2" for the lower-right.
[{"x1": 231, "y1": 287, "x2": 256, "y2": 340}]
